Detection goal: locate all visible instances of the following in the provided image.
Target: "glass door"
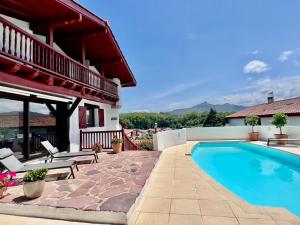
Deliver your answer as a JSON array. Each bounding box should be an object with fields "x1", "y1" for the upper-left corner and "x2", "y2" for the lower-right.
[{"x1": 0, "y1": 98, "x2": 24, "y2": 160}]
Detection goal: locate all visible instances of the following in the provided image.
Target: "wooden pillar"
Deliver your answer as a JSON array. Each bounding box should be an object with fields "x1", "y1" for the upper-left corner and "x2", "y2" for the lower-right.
[
  {"x1": 55, "y1": 103, "x2": 70, "y2": 151},
  {"x1": 81, "y1": 37, "x2": 86, "y2": 65},
  {"x1": 46, "y1": 26, "x2": 54, "y2": 47},
  {"x1": 23, "y1": 100, "x2": 30, "y2": 159}
]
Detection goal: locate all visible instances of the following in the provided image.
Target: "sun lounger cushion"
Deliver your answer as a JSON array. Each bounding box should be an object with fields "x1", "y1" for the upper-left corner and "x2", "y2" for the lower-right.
[
  {"x1": 0, "y1": 148, "x2": 23, "y2": 171},
  {"x1": 41, "y1": 141, "x2": 59, "y2": 155}
]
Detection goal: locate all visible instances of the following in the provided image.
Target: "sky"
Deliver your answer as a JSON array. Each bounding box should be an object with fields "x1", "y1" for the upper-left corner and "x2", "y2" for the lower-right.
[{"x1": 78, "y1": 0, "x2": 300, "y2": 113}]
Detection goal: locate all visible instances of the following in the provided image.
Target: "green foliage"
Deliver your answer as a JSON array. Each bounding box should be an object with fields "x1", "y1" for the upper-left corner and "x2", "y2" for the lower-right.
[
  {"x1": 120, "y1": 111, "x2": 231, "y2": 129},
  {"x1": 245, "y1": 115, "x2": 260, "y2": 132},
  {"x1": 23, "y1": 168, "x2": 48, "y2": 183},
  {"x1": 139, "y1": 142, "x2": 154, "y2": 151},
  {"x1": 111, "y1": 138, "x2": 123, "y2": 144},
  {"x1": 271, "y1": 112, "x2": 288, "y2": 134},
  {"x1": 203, "y1": 108, "x2": 218, "y2": 127}
]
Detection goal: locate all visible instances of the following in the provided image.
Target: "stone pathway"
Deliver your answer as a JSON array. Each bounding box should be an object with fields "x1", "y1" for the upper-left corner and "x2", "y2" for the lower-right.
[
  {"x1": 128, "y1": 142, "x2": 300, "y2": 225},
  {"x1": 0, "y1": 151, "x2": 160, "y2": 224}
]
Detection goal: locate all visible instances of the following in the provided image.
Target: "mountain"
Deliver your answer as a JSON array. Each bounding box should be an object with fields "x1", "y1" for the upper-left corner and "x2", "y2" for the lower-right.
[{"x1": 167, "y1": 102, "x2": 246, "y2": 115}]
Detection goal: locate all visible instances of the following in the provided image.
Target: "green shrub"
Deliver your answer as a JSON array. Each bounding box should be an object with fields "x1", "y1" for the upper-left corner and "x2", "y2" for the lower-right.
[
  {"x1": 271, "y1": 112, "x2": 288, "y2": 134},
  {"x1": 23, "y1": 168, "x2": 48, "y2": 182},
  {"x1": 139, "y1": 142, "x2": 154, "y2": 151},
  {"x1": 245, "y1": 115, "x2": 260, "y2": 132}
]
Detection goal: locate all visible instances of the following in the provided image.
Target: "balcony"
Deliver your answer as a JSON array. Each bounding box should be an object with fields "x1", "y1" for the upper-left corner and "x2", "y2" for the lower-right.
[{"x1": 0, "y1": 16, "x2": 118, "y2": 101}]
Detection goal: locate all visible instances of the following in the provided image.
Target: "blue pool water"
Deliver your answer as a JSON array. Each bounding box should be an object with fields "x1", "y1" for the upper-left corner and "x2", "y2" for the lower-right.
[{"x1": 192, "y1": 142, "x2": 300, "y2": 216}]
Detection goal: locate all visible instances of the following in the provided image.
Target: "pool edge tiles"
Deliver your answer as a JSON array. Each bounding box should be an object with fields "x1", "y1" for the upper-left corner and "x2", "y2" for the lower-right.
[{"x1": 191, "y1": 142, "x2": 300, "y2": 217}]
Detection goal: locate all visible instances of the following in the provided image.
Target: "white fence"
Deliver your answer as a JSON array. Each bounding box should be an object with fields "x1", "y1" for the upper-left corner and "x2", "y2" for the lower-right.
[{"x1": 153, "y1": 126, "x2": 300, "y2": 151}]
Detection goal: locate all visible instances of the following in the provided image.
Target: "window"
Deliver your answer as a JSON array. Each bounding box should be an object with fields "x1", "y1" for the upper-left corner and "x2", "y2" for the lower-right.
[
  {"x1": 79, "y1": 104, "x2": 102, "y2": 128},
  {"x1": 86, "y1": 104, "x2": 98, "y2": 127}
]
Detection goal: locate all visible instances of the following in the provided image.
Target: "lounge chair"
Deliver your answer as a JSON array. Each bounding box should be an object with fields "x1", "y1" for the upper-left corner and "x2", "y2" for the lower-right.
[
  {"x1": 41, "y1": 141, "x2": 98, "y2": 163},
  {"x1": 0, "y1": 148, "x2": 78, "y2": 178}
]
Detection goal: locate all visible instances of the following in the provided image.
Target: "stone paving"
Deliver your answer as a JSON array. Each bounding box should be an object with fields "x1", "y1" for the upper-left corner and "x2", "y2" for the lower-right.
[
  {"x1": 128, "y1": 142, "x2": 300, "y2": 225},
  {"x1": 0, "y1": 151, "x2": 160, "y2": 223}
]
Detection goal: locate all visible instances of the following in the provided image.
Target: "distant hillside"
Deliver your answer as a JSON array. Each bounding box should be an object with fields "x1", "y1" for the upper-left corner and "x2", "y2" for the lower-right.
[{"x1": 167, "y1": 102, "x2": 246, "y2": 115}]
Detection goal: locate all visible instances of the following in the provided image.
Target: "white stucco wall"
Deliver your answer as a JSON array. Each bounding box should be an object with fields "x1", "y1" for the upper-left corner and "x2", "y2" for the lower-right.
[
  {"x1": 153, "y1": 126, "x2": 300, "y2": 151},
  {"x1": 228, "y1": 118, "x2": 245, "y2": 126},
  {"x1": 229, "y1": 116, "x2": 300, "y2": 126},
  {"x1": 187, "y1": 126, "x2": 250, "y2": 141},
  {"x1": 153, "y1": 129, "x2": 187, "y2": 151},
  {"x1": 69, "y1": 98, "x2": 121, "y2": 152}
]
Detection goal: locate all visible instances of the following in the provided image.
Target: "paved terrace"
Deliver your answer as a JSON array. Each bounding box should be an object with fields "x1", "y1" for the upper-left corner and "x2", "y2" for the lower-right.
[
  {"x1": 0, "y1": 151, "x2": 160, "y2": 225},
  {"x1": 129, "y1": 142, "x2": 300, "y2": 225}
]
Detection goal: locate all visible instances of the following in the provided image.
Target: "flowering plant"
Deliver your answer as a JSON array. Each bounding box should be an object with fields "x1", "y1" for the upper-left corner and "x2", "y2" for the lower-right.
[
  {"x1": 0, "y1": 172, "x2": 16, "y2": 190},
  {"x1": 91, "y1": 143, "x2": 102, "y2": 153},
  {"x1": 111, "y1": 136, "x2": 123, "y2": 145}
]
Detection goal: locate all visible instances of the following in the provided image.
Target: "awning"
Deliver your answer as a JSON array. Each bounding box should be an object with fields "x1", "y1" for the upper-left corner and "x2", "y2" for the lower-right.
[{"x1": 0, "y1": 85, "x2": 73, "y2": 103}]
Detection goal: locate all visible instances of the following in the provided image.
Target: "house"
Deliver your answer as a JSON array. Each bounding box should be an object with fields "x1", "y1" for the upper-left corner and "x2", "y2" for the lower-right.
[
  {"x1": 0, "y1": 0, "x2": 136, "y2": 160},
  {"x1": 226, "y1": 95, "x2": 300, "y2": 126}
]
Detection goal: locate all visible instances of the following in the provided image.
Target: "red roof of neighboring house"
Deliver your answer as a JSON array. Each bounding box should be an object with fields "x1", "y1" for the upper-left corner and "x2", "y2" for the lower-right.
[
  {"x1": 226, "y1": 97, "x2": 300, "y2": 119},
  {"x1": 0, "y1": 115, "x2": 55, "y2": 128}
]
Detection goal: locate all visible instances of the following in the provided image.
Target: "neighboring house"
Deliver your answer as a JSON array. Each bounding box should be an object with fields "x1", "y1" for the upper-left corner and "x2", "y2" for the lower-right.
[
  {"x1": 226, "y1": 96, "x2": 300, "y2": 126},
  {"x1": 0, "y1": 0, "x2": 136, "y2": 159}
]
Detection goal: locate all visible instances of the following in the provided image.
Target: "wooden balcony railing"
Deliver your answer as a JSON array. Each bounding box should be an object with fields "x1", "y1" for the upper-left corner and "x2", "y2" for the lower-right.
[
  {"x1": 80, "y1": 129, "x2": 143, "y2": 151},
  {"x1": 0, "y1": 16, "x2": 118, "y2": 98}
]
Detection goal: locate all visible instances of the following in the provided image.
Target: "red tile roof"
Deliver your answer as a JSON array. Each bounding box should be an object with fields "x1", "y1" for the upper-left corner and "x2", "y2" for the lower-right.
[
  {"x1": 226, "y1": 97, "x2": 300, "y2": 118},
  {"x1": 0, "y1": 115, "x2": 55, "y2": 128}
]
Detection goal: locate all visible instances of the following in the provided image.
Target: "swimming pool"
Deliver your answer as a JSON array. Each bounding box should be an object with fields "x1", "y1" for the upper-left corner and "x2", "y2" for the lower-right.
[{"x1": 192, "y1": 142, "x2": 300, "y2": 216}]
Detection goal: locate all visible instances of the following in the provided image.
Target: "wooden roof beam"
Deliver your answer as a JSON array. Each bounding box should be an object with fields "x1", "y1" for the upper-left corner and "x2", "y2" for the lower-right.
[{"x1": 30, "y1": 14, "x2": 83, "y2": 31}]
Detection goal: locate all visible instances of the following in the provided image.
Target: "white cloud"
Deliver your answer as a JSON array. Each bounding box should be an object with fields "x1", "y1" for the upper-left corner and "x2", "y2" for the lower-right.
[
  {"x1": 243, "y1": 60, "x2": 271, "y2": 74},
  {"x1": 251, "y1": 50, "x2": 259, "y2": 55},
  {"x1": 215, "y1": 76, "x2": 300, "y2": 106},
  {"x1": 279, "y1": 50, "x2": 294, "y2": 62},
  {"x1": 152, "y1": 81, "x2": 203, "y2": 99}
]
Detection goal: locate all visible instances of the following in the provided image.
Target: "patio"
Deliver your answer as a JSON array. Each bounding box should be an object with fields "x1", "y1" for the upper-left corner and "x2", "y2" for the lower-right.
[
  {"x1": 129, "y1": 142, "x2": 300, "y2": 225},
  {"x1": 0, "y1": 151, "x2": 160, "y2": 224}
]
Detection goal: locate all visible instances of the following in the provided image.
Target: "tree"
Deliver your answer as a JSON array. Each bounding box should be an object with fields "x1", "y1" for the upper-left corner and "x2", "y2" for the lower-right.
[
  {"x1": 271, "y1": 112, "x2": 288, "y2": 134},
  {"x1": 203, "y1": 108, "x2": 218, "y2": 127},
  {"x1": 245, "y1": 115, "x2": 260, "y2": 132}
]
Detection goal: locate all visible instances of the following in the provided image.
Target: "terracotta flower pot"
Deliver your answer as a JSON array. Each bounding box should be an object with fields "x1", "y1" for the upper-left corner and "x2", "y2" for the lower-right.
[
  {"x1": 112, "y1": 143, "x2": 122, "y2": 154},
  {"x1": 23, "y1": 180, "x2": 45, "y2": 199},
  {"x1": 248, "y1": 132, "x2": 259, "y2": 141},
  {"x1": 274, "y1": 134, "x2": 288, "y2": 145}
]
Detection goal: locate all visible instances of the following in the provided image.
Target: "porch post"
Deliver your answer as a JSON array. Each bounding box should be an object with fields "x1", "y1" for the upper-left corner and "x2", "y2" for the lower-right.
[
  {"x1": 23, "y1": 100, "x2": 30, "y2": 159},
  {"x1": 55, "y1": 102, "x2": 70, "y2": 151}
]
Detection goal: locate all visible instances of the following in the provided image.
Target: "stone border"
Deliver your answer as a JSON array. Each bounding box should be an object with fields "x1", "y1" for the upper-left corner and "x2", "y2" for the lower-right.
[{"x1": 0, "y1": 203, "x2": 126, "y2": 224}]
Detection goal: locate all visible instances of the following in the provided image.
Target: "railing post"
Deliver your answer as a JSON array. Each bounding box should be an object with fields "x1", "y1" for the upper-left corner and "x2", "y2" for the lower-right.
[
  {"x1": 80, "y1": 129, "x2": 82, "y2": 151},
  {"x1": 121, "y1": 128, "x2": 125, "y2": 151}
]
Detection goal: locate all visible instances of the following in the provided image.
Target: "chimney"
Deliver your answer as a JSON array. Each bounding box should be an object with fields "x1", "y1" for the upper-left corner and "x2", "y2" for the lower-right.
[{"x1": 267, "y1": 91, "x2": 274, "y2": 104}]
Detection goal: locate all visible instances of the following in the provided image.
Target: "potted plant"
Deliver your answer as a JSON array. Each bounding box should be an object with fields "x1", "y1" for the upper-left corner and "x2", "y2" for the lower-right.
[
  {"x1": 245, "y1": 115, "x2": 260, "y2": 141},
  {"x1": 271, "y1": 112, "x2": 288, "y2": 145},
  {"x1": 23, "y1": 168, "x2": 48, "y2": 199},
  {"x1": 0, "y1": 172, "x2": 16, "y2": 198},
  {"x1": 111, "y1": 136, "x2": 123, "y2": 154},
  {"x1": 91, "y1": 143, "x2": 102, "y2": 153}
]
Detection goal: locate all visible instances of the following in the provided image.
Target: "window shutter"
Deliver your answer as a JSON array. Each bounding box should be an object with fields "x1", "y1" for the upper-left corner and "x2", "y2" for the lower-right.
[
  {"x1": 98, "y1": 108, "x2": 105, "y2": 127},
  {"x1": 78, "y1": 106, "x2": 87, "y2": 129}
]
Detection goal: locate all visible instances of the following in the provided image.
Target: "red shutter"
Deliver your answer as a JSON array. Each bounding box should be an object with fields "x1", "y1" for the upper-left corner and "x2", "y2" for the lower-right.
[
  {"x1": 78, "y1": 106, "x2": 87, "y2": 129},
  {"x1": 99, "y1": 108, "x2": 105, "y2": 127}
]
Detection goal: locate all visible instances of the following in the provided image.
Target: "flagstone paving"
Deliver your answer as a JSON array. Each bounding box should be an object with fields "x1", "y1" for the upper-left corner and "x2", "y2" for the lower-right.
[
  {"x1": 0, "y1": 151, "x2": 160, "y2": 223},
  {"x1": 128, "y1": 142, "x2": 300, "y2": 225}
]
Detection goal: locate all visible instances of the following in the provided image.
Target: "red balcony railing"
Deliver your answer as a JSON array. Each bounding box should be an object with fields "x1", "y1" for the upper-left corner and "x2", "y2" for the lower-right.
[{"x1": 0, "y1": 16, "x2": 118, "y2": 98}]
